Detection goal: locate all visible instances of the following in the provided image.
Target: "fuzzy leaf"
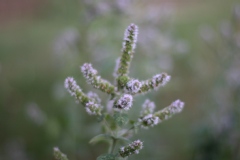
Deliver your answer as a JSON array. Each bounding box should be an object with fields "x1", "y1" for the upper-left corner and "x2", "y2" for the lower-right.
[
  {"x1": 129, "y1": 120, "x2": 135, "y2": 125},
  {"x1": 105, "y1": 114, "x2": 117, "y2": 130},
  {"x1": 114, "y1": 113, "x2": 129, "y2": 127},
  {"x1": 89, "y1": 134, "x2": 112, "y2": 145}
]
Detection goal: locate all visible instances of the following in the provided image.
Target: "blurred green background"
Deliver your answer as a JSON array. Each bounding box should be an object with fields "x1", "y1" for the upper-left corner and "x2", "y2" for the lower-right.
[{"x1": 0, "y1": 0, "x2": 240, "y2": 160}]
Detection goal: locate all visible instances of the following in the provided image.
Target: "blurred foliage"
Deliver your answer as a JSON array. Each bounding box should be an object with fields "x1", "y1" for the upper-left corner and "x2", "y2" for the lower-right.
[
  {"x1": 0, "y1": 0, "x2": 239, "y2": 160},
  {"x1": 190, "y1": 4, "x2": 240, "y2": 160}
]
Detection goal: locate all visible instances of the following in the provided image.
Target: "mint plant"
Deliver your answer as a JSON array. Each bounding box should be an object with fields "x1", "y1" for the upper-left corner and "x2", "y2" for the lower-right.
[{"x1": 54, "y1": 23, "x2": 184, "y2": 160}]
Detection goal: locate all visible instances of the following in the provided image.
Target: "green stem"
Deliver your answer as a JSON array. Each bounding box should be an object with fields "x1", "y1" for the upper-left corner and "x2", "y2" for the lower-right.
[
  {"x1": 110, "y1": 138, "x2": 117, "y2": 154},
  {"x1": 121, "y1": 125, "x2": 135, "y2": 137},
  {"x1": 103, "y1": 119, "x2": 114, "y2": 136}
]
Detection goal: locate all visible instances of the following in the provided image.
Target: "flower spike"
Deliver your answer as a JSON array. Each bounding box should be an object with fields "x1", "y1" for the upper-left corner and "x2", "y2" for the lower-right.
[
  {"x1": 117, "y1": 24, "x2": 138, "y2": 77},
  {"x1": 138, "y1": 73, "x2": 171, "y2": 94},
  {"x1": 139, "y1": 99, "x2": 184, "y2": 128},
  {"x1": 81, "y1": 63, "x2": 115, "y2": 95},
  {"x1": 119, "y1": 140, "x2": 143, "y2": 158},
  {"x1": 154, "y1": 99, "x2": 185, "y2": 122},
  {"x1": 64, "y1": 77, "x2": 102, "y2": 115}
]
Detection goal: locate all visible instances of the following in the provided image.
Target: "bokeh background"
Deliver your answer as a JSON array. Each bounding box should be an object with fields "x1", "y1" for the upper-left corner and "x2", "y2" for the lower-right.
[{"x1": 0, "y1": 0, "x2": 240, "y2": 160}]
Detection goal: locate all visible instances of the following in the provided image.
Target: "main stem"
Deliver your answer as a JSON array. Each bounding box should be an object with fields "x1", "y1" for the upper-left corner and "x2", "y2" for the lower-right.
[
  {"x1": 108, "y1": 89, "x2": 119, "y2": 154},
  {"x1": 110, "y1": 138, "x2": 117, "y2": 154}
]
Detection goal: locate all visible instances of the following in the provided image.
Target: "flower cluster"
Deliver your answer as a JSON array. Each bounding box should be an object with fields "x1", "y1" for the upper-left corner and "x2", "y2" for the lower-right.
[
  {"x1": 152, "y1": 73, "x2": 171, "y2": 87},
  {"x1": 81, "y1": 63, "x2": 97, "y2": 82},
  {"x1": 126, "y1": 79, "x2": 142, "y2": 94},
  {"x1": 114, "y1": 94, "x2": 133, "y2": 110},
  {"x1": 138, "y1": 99, "x2": 159, "y2": 128},
  {"x1": 139, "y1": 114, "x2": 159, "y2": 129},
  {"x1": 122, "y1": 23, "x2": 138, "y2": 53},
  {"x1": 119, "y1": 140, "x2": 143, "y2": 158}
]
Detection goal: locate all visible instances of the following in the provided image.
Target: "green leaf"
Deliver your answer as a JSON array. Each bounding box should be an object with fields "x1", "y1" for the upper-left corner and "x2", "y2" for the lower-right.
[
  {"x1": 89, "y1": 134, "x2": 112, "y2": 145},
  {"x1": 105, "y1": 114, "x2": 117, "y2": 130},
  {"x1": 105, "y1": 114, "x2": 112, "y2": 121},
  {"x1": 97, "y1": 154, "x2": 117, "y2": 160},
  {"x1": 114, "y1": 113, "x2": 129, "y2": 127}
]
